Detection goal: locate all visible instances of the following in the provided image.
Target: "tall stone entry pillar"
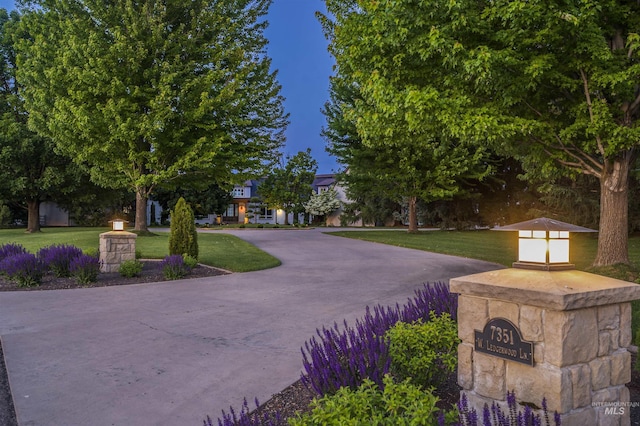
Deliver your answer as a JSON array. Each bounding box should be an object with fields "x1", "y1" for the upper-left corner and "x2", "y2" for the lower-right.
[
  {"x1": 451, "y1": 268, "x2": 640, "y2": 426},
  {"x1": 99, "y1": 231, "x2": 137, "y2": 273}
]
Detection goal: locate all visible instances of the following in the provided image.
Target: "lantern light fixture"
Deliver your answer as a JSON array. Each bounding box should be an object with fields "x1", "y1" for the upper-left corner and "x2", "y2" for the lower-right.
[
  {"x1": 109, "y1": 219, "x2": 128, "y2": 232},
  {"x1": 494, "y1": 217, "x2": 597, "y2": 271}
]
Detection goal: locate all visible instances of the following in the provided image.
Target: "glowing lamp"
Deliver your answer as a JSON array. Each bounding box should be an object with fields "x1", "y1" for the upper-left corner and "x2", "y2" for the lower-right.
[
  {"x1": 110, "y1": 219, "x2": 128, "y2": 231},
  {"x1": 494, "y1": 218, "x2": 596, "y2": 271}
]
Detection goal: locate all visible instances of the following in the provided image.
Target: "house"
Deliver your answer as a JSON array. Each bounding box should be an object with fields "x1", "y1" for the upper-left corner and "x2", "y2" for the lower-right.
[
  {"x1": 312, "y1": 174, "x2": 364, "y2": 227},
  {"x1": 225, "y1": 180, "x2": 301, "y2": 225},
  {"x1": 147, "y1": 173, "x2": 357, "y2": 226},
  {"x1": 39, "y1": 202, "x2": 73, "y2": 226},
  {"x1": 221, "y1": 175, "x2": 341, "y2": 225}
]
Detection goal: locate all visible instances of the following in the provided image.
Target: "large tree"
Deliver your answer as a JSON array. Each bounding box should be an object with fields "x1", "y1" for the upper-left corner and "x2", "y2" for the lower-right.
[
  {"x1": 15, "y1": 0, "x2": 287, "y2": 231},
  {"x1": 0, "y1": 9, "x2": 84, "y2": 233},
  {"x1": 332, "y1": 0, "x2": 640, "y2": 266},
  {"x1": 153, "y1": 182, "x2": 232, "y2": 218},
  {"x1": 320, "y1": 2, "x2": 491, "y2": 233}
]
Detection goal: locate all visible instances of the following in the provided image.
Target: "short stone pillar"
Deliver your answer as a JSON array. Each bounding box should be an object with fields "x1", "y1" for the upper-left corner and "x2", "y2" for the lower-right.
[
  {"x1": 99, "y1": 231, "x2": 137, "y2": 273},
  {"x1": 450, "y1": 268, "x2": 640, "y2": 426}
]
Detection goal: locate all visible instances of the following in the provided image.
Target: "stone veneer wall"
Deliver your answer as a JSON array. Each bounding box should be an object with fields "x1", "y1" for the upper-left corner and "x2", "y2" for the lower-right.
[
  {"x1": 99, "y1": 231, "x2": 137, "y2": 273},
  {"x1": 451, "y1": 269, "x2": 640, "y2": 426}
]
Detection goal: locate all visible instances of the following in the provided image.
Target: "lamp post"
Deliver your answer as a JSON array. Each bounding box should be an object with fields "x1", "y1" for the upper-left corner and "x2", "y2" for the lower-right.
[
  {"x1": 493, "y1": 217, "x2": 597, "y2": 271},
  {"x1": 450, "y1": 217, "x2": 640, "y2": 424},
  {"x1": 100, "y1": 218, "x2": 136, "y2": 273}
]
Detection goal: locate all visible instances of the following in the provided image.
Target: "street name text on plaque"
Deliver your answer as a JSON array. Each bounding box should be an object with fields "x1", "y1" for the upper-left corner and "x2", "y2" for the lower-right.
[{"x1": 474, "y1": 317, "x2": 534, "y2": 366}]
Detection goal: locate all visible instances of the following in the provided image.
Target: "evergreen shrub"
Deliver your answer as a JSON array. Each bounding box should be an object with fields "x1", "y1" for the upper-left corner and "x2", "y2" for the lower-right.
[{"x1": 169, "y1": 197, "x2": 198, "y2": 259}]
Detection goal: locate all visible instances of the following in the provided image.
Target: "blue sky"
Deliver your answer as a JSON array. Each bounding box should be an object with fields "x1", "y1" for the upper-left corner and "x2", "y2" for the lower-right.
[{"x1": 0, "y1": 0, "x2": 338, "y2": 173}]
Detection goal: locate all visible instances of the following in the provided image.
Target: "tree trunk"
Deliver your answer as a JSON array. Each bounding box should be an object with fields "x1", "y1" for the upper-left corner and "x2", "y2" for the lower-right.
[
  {"x1": 593, "y1": 154, "x2": 632, "y2": 266},
  {"x1": 135, "y1": 187, "x2": 148, "y2": 232},
  {"x1": 26, "y1": 199, "x2": 41, "y2": 233},
  {"x1": 408, "y1": 196, "x2": 418, "y2": 233},
  {"x1": 284, "y1": 209, "x2": 289, "y2": 225}
]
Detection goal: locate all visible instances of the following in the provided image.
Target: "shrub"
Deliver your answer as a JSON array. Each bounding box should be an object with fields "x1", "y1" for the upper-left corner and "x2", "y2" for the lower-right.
[
  {"x1": 290, "y1": 375, "x2": 454, "y2": 426},
  {"x1": 83, "y1": 248, "x2": 99, "y2": 258},
  {"x1": 169, "y1": 197, "x2": 198, "y2": 259},
  {"x1": 204, "y1": 398, "x2": 284, "y2": 426},
  {"x1": 119, "y1": 259, "x2": 143, "y2": 278},
  {"x1": 0, "y1": 243, "x2": 26, "y2": 262},
  {"x1": 0, "y1": 253, "x2": 45, "y2": 287},
  {"x1": 301, "y1": 282, "x2": 457, "y2": 396},
  {"x1": 38, "y1": 244, "x2": 83, "y2": 277},
  {"x1": 70, "y1": 254, "x2": 100, "y2": 284},
  {"x1": 161, "y1": 254, "x2": 191, "y2": 280},
  {"x1": 458, "y1": 392, "x2": 560, "y2": 426},
  {"x1": 386, "y1": 312, "x2": 459, "y2": 391},
  {"x1": 182, "y1": 254, "x2": 198, "y2": 269},
  {"x1": 257, "y1": 224, "x2": 264, "y2": 228}
]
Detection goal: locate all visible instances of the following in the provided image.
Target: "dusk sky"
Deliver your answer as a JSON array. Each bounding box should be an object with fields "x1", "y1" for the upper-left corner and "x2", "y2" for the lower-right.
[{"x1": 0, "y1": 0, "x2": 339, "y2": 173}]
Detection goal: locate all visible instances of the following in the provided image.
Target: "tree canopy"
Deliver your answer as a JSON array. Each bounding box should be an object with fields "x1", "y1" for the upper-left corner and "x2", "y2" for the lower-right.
[
  {"x1": 324, "y1": 0, "x2": 640, "y2": 265},
  {"x1": 15, "y1": 0, "x2": 288, "y2": 231},
  {"x1": 320, "y1": 5, "x2": 491, "y2": 232},
  {"x1": 0, "y1": 9, "x2": 88, "y2": 232},
  {"x1": 305, "y1": 187, "x2": 341, "y2": 223}
]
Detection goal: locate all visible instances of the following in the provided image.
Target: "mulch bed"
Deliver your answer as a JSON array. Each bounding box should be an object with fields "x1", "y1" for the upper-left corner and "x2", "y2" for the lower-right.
[{"x1": 0, "y1": 260, "x2": 228, "y2": 292}]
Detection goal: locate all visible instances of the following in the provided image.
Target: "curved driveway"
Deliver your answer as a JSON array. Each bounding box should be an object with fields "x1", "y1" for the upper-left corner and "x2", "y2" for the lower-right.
[{"x1": 0, "y1": 229, "x2": 501, "y2": 426}]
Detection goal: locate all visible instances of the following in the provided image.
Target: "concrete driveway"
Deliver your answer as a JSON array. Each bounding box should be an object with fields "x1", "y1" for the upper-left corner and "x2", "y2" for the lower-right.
[{"x1": 0, "y1": 228, "x2": 501, "y2": 426}]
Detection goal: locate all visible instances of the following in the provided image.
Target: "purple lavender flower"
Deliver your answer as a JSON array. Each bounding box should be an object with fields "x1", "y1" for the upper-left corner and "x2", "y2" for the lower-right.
[
  {"x1": 465, "y1": 392, "x2": 561, "y2": 426},
  {"x1": 0, "y1": 243, "x2": 27, "y2": 261},
  {"x1": 70, "y1": 254, "x2": 100, "y2": 284},
  {"x1": 160, "y1": 255, "x2": 191, "y2": 280},
  {"x1": 0, "y1": 252, "x2": 45, "y2": 287},
  {"x1": 204, "y1": 397, "x2": 283, "y2": 426},
  {"x1": 300, "y1": 281, "x2": 456, "y2": 397},
  {"x1": 38, "y1": 244, "x2": 83, "y2": 277}
]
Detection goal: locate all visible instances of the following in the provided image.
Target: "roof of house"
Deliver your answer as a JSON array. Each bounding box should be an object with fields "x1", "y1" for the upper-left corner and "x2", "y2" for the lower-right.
[
  {"x1": 312, "y1": 174, "x2": 336, "y2": 188},
  {"x1": 231, "y1": 174, "x2": 337, "y2": 200}
]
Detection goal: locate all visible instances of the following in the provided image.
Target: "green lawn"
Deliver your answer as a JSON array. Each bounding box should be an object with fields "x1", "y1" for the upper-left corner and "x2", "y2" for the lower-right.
[
  {"x1": 328, "y1": 229, "x2": 606, "y2": 272},
  {"x1": 0, "y1": 227, "x2": 280, "y2": 273}
]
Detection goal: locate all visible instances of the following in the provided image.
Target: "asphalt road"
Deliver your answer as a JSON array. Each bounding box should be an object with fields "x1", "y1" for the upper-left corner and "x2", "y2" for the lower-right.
[{"x1": 0, "y1": 228, "x2": 501, "y2": 426}]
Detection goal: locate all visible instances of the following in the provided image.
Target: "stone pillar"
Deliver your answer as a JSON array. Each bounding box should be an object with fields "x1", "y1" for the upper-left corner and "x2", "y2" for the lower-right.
[
  {"x1": 99, "y1": 231, "x2": 137, "y2": 273},
  {"x1": 451, "y1": 268, "x2": 640, "y2": 426}
]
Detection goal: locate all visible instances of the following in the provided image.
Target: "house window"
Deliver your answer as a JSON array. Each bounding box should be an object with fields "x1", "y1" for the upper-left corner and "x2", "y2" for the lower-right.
[
  {"x1": 259, "y1": 207, "x2": 273, "y2": 218},
  {"x1": 318, "y1": 187, "x2": 329, "y2": 193},
  {"x1": 225, "y1": 204, "x2": 239, "y2": 217},
  {"x1": 232, "y1": 187, "x2": 246, "y2": 198}
]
